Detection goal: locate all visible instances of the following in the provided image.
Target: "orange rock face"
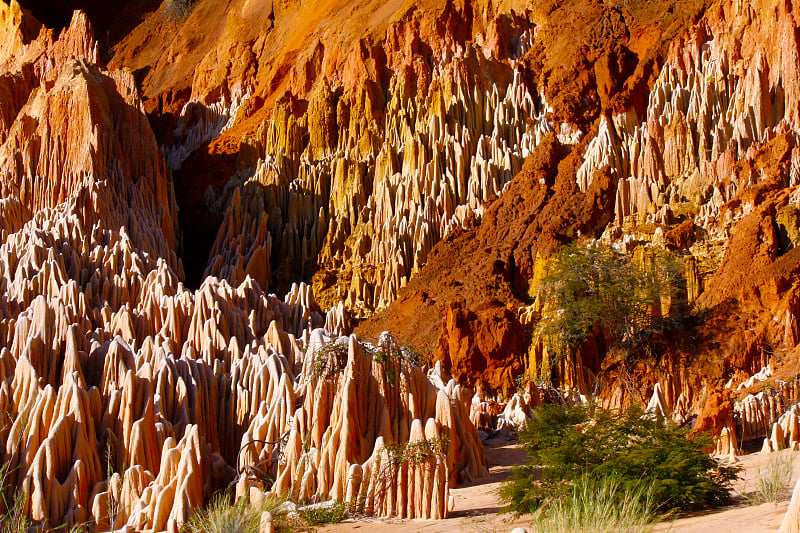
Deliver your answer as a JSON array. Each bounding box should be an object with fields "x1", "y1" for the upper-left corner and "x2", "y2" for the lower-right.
[
  {"x1": 692, "y1": 389, "x2": 734, "y2": 439},
  {"x1": 434, "y1": 299, "x2": 526, "y2": 395}
]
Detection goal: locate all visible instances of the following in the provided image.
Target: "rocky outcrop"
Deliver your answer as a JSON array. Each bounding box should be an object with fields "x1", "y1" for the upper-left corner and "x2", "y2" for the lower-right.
[
  {"x1": 263, "y1": 332, "x2": 486, "y2": 518},
  {"x1": 781, "y1": 480, "x2": 800, "y2": 533},
  {"x1": 0, "y1": 1, "x2": 178, "y2": 249}
]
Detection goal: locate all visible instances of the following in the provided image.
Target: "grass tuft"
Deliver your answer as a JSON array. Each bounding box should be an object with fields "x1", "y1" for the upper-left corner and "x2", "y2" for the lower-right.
[
  {"x1": 182, "y1": 493, "x2": 299, "y2": 533},
  {"x1": 531, "y1": 476, "x2": 656, "y2": 533},
  {"x1": 182, "y1": 495, "x2": 259, "y2": 533},
  {"x1": 0, "y1": 493, "x2": 31, "y2": 533},
  {"x1": 744, "y1": 451, "x2": 794, "y2": 505},
  {"x1": 1, "y1": 456, "x2": 30, "y2": 533}
]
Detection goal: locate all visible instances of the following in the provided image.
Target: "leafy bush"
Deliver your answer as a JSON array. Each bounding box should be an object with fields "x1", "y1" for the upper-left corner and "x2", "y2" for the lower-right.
[
  {"x1": 369, "y1": 334, "x2": 429, "y2": 384},
  {"x1": 530, "y1": 475, "x2": 655, "y2": 533},
  {"x1": 536, "y1": 243, "x2": 690, "y2": 362},
  {"x1": 744, "y1": 451, "x2": 794, "y2": 505},
  {"x1": 500, "y1": 403, "x2": 741, "y2": 515},
  {"x1": 300, "y1": 501, "x2": 349, "y2": 525}
]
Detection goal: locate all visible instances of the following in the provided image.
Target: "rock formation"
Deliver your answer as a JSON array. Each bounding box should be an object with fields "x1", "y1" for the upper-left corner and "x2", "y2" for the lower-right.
[
  {"x1": 0, "y1": 2, "x2": 486, "y2": 529},
  {"x1": 197, "y1": 15, "x2": 548, "y2": 316}
]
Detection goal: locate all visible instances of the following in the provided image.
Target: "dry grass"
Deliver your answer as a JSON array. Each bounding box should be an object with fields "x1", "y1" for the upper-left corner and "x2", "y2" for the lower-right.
[
  {"x1": 182, "y1": 493, "x2": 303, "y2": 533},
  {"x1": 744, "y1": 451, "x2": 794, "y2": 505}
]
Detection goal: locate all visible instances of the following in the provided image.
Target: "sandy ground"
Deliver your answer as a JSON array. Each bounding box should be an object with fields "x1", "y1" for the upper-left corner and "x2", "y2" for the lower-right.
[{"x1": 319, "y1": 442, "x2": 800, "y2": 533}]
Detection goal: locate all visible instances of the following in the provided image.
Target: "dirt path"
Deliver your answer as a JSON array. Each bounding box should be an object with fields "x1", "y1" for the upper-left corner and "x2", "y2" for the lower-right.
[{"x1": 319, "y1": 443, "x2": 800, "y2": 533}]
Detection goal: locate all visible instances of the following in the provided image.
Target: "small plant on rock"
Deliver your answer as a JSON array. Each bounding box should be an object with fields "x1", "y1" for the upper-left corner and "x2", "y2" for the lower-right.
[
  {"x1": 384, "y1": 436, "x2": 450, "y2": 465},
  {"x1": 309, "y1": 340, "x2": 349, "y2": 381},
  {"x1": 371, "y1": 334, "x2": 427, "y2": 384}
]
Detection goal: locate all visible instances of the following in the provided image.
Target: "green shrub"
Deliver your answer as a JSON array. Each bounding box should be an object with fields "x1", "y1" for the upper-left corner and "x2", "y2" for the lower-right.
[
  {"x1": 530, "y1": 475, "x2": 655, "y2": 533},
  {"x1": 309, "y1": 340, "x2": 349, "y2": 381},
  {"x1": 370, "y1": 334, "x2": 428, "y2": 384},
  {"x1": 500, "y1": 403, "x2": 741, "y2": 515},
  {"x1": 300, "y1": 501, "x2": 349, "y2": 525},
  {"x1": 744, "y1": 451, "x2": 794, "y2": 505}
]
